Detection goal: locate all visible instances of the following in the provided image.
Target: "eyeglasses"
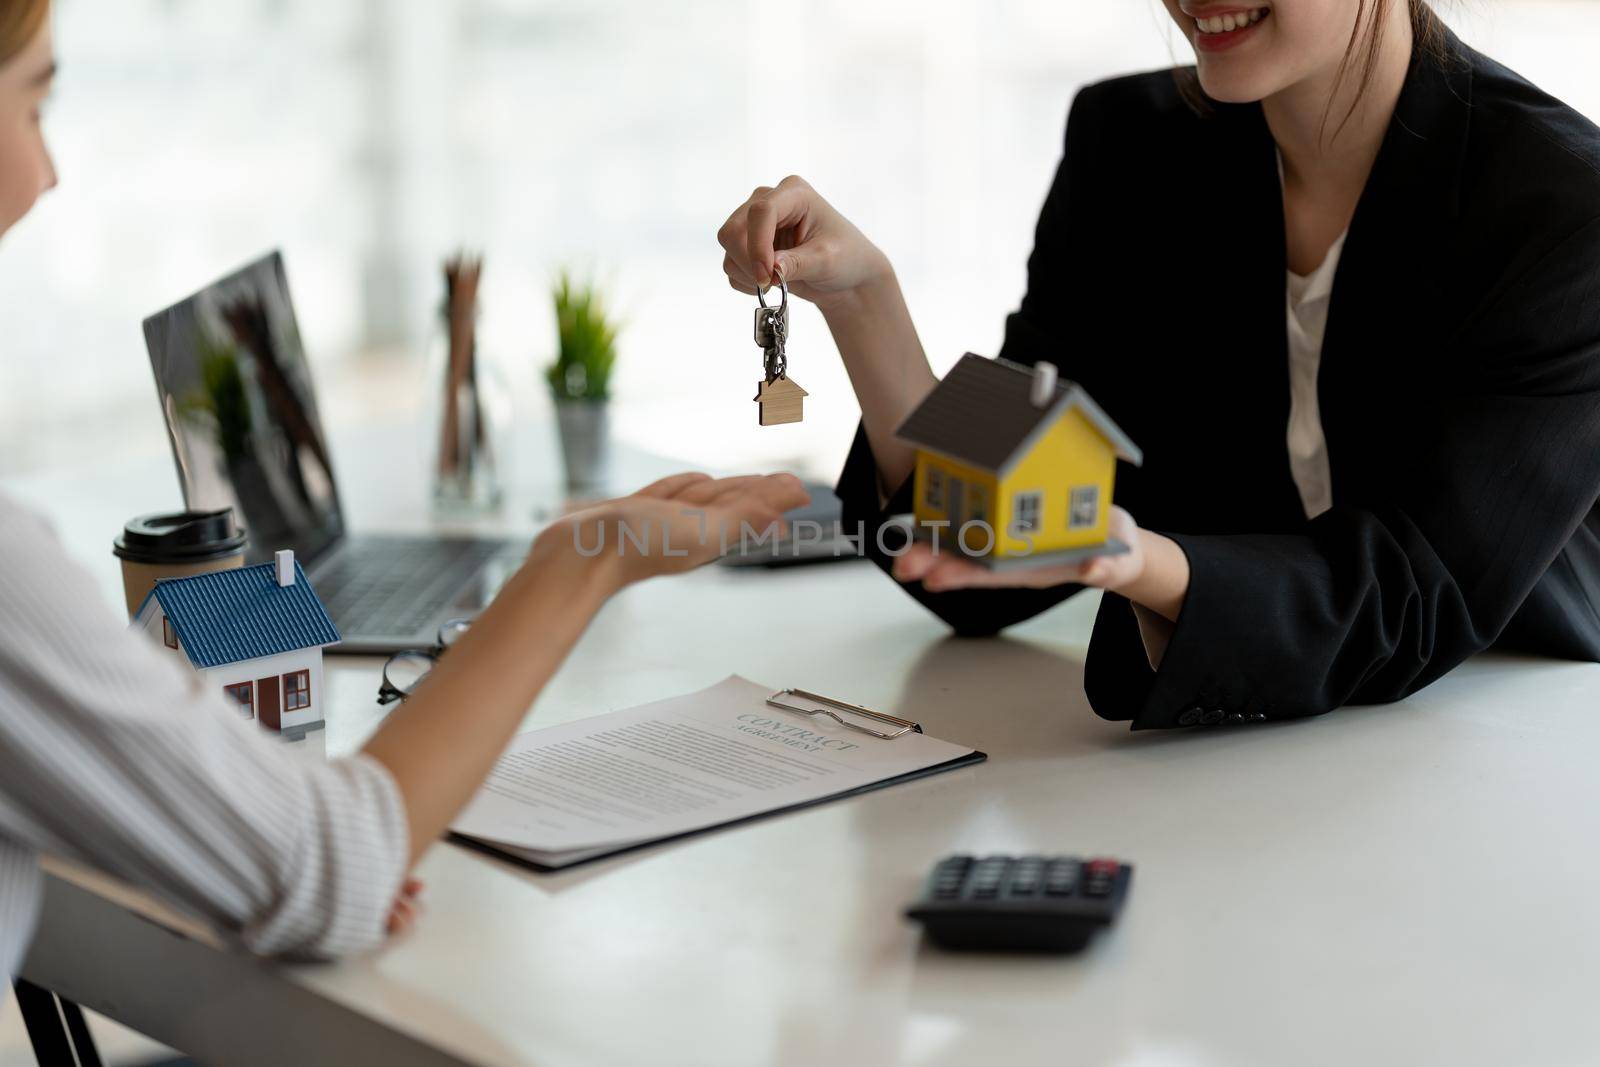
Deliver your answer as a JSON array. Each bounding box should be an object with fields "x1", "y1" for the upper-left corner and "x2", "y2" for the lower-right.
[{"x1": 377, "y1": 619, "x2": 473, "y2": 705}]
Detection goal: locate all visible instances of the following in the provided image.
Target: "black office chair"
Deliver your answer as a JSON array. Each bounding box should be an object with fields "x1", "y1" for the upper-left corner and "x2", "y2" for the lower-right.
[
  {"x1": 12, "y1": 979, "x2": 195, "y2": 1067},
  {"x1": 12, "y1": 979, "x2": 102, "y2": 1067}
]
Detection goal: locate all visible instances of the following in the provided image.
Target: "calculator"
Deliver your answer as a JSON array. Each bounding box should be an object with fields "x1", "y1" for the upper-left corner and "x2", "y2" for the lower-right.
[{"x1": 905, "y1": 854, "x2": 1133, "y2": 953}]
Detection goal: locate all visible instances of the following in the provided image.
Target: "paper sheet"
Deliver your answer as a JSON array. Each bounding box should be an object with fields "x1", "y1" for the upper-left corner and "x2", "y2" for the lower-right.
[{"x1": 450, "y1": 675, "x2": 978, "y2": 866}]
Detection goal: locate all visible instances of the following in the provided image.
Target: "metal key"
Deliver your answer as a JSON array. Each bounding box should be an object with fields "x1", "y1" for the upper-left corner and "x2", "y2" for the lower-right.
[
  {"x1": 753, "y1": 305, "x2": 787, "y2": 349},
  {"x1": 755, "y1": 279, "x2": 789, "y2": 383}
]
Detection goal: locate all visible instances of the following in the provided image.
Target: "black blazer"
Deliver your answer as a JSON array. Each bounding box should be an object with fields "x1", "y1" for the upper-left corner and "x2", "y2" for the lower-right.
[{"x1": 836, "y1": 27, "x2": 1600, "y2": 730}]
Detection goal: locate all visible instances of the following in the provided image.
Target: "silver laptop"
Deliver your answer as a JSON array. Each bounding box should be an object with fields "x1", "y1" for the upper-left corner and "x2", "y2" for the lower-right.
[{"x1": 142, "y1": 250, "x2": 524, "y2": 654}]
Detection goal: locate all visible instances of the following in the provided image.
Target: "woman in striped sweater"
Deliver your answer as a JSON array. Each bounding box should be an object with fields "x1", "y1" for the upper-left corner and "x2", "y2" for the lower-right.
[{"x1": 0, "y1": 0, "x2": 806, "y2": 981}]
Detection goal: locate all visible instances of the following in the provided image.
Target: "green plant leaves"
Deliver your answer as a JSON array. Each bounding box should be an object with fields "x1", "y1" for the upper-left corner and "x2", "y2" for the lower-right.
[{"x1": 547, "y1": 270, "x2": 619, "y2": 401}]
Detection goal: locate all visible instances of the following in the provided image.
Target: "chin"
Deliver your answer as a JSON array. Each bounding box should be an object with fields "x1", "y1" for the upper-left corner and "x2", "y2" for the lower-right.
[{"x1": 1194, "y1": 65, "x2": 1280, "y2": 105}]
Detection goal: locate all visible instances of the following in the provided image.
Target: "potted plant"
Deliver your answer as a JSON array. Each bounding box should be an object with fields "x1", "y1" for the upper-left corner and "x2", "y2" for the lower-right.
[{"x1": 546, "y1": 271, "x2": 619, "y2": 493}]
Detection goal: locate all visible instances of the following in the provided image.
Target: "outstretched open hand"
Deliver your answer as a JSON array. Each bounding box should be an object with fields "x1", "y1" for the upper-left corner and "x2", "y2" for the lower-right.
[{"x1": 534, "y1": 472, "x2": 812, "y2": 588}]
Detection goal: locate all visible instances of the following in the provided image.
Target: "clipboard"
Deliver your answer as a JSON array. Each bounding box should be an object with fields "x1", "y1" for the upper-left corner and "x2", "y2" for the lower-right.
[
  {"x1": 450, "y1": 748, "x2": 986, "y2": 872},
  {"x1": 448, "y1": 681, "x2": 986, "y2": 873},
  {"x1": 764, "y1": 687, "x2": 923, "y2": 739}
]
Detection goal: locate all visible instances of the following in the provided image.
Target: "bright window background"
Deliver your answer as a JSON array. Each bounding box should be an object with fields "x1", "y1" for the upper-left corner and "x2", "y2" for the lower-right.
[{"x1": 1, "y1": 0, "x2": 1598, "y2": 491}]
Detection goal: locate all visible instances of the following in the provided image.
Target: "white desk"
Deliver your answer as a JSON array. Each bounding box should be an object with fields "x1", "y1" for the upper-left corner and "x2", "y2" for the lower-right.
[{"x1": 11, "y1": 427, "x2": 1600, "y2": 1067}]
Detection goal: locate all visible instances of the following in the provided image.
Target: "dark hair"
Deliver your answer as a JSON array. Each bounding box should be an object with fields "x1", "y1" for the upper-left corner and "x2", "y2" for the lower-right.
[
  {"x1": 0, "y1": 0, "x2": 49, "y2": 66},
  {"x1": 1175, "y1": 0, "x2": 1449, "y2": 141}
]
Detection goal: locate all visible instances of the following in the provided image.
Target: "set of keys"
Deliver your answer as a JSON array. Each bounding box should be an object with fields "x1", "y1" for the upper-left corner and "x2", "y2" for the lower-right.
[{"x1": 751, "y1": 272, "x2": 808, "y2": 426}]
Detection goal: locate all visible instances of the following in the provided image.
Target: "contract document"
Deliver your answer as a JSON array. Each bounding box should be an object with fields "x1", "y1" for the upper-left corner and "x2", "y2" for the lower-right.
[{"x1": 449, "y1": 675, "x2": 985, "y2": 870}]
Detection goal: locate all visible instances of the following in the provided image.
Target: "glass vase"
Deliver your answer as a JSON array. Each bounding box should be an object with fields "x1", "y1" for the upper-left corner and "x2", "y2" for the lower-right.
[{"x1": 423, "y1": 317, "x2": 510, "y2": 515}]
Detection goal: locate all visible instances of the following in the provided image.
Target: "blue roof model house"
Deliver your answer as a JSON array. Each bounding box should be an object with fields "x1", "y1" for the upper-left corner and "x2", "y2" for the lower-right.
[{"x1": 132, "y1": 550, "x2": 341, "y2": 740}]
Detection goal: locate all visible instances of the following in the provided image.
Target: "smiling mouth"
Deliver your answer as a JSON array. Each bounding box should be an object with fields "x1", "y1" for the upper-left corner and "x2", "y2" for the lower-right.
[{"x1": 1193, "y1": 7, "x2": 1269, "y2": 34}]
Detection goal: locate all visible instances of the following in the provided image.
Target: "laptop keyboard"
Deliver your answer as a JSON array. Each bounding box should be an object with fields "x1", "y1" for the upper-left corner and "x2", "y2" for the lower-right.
[{"x1": 316, "y1": 536, "x2": 511, "y2": 638}]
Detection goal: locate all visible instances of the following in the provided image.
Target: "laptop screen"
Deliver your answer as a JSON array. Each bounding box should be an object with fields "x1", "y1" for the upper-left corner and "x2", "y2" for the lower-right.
[{"x1": 142, "y1": 250, "x2": 345, "y2": 565}]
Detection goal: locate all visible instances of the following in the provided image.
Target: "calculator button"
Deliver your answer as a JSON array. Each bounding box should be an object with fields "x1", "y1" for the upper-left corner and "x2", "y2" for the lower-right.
[
  {"x1": 1010, "y1": 872, "x2": 1042, "y2": 894},
  {"x1": 1082, "y1": 858, "x2": 1117, "y2": 897},
  {"x1": 1044, "y1": 859, "x2": 1079, "y2": 895}
]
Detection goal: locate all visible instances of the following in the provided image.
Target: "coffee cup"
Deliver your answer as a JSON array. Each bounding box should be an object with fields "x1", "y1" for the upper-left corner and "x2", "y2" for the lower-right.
[{"x1": 113, "y1": 508, "x2": 249, "y2": 619}]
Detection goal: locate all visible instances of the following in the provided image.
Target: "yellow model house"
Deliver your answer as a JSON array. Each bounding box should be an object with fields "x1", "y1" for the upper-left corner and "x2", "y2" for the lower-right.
[{"x1": 896, "y1": 354, "x2": 1143, "y2": 568}]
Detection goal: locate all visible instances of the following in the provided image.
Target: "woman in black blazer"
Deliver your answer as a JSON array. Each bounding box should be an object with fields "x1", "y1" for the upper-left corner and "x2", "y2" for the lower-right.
[{"x1": 717, "y1": 0, "x2": 1600, "y2": 728}]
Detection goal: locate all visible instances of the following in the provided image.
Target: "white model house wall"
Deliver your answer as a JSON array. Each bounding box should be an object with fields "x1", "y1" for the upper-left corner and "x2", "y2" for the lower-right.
[
  {"x1": 199, "y1": 648, "x2": 325, "y2": 735},
  {"x1": 134, "y1": 603, "x2": 325, "y2": 734}
]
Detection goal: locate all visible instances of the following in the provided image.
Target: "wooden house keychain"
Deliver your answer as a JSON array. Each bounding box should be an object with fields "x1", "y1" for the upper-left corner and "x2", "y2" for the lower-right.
[{"x1": 752, "y1": 271, "x2": 809, "y2": 426}]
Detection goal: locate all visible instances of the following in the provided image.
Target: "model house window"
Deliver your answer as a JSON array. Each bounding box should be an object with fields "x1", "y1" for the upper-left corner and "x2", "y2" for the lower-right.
[
  {"x1": 970, "y1": 488, "x2": 987, "y2": 525},
  {"x1": 1069, "y1": 485, "x2": 1100, "y2": 529},
  {"x1": 925, "y1": 468, "x2": 944, "y2": 509},
  {"x1": 1012, "y1": 491, "x2": 1043, "y2": 533},
  {"x1": 283, "y1": 669, "x2": 311, "y2": 711},
  {"x1": 223, "y1": 682, "x2": 254, "y2": 719},
  {"x1": 162, "y1": 616, "x2": 178, "y2": 650}
]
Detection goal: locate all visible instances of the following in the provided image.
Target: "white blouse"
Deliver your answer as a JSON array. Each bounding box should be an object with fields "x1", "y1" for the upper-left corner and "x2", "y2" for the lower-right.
[
  {"x1": 1285, "y1": 229, "x2": 1345, "y2": 520},
  {"x1": 1279, "y1": 146, "x2": 1344, "y2": 520}
]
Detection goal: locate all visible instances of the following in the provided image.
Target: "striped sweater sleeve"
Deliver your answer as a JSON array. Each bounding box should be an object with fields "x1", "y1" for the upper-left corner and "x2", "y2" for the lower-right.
[{"x1": 0, "y1": 494, "x2": 408, "y2": 960}]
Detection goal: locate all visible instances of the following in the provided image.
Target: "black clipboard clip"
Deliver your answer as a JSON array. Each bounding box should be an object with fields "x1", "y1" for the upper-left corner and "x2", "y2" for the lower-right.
[{"x1": 765, "y1": 688, "x2": 923, "y2": 741}]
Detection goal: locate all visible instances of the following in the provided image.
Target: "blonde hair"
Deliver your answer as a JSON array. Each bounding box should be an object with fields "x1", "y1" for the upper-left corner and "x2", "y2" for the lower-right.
[{"x1": 0, "y1": 0, "x2": 49, "y2": 66}]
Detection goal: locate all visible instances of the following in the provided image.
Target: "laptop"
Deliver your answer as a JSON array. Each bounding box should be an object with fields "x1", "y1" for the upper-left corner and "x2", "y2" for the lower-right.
[{"x1": 142, "y1": 250, "x2": 525, "y2": 655}]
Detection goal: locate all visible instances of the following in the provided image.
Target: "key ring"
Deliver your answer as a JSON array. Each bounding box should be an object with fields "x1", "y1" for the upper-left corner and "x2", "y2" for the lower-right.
[
  {"x1": 749, "y1": 260, "x2": 806, "y2": 426},
  {"x1": 757, "y1": 268, "x2": 788, "y2": 316}
]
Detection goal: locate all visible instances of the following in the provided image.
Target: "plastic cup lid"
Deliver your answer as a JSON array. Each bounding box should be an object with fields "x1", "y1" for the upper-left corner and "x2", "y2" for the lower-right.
[{"x1": 113, "y1": 508, "x2": 248, "y2": 564}]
